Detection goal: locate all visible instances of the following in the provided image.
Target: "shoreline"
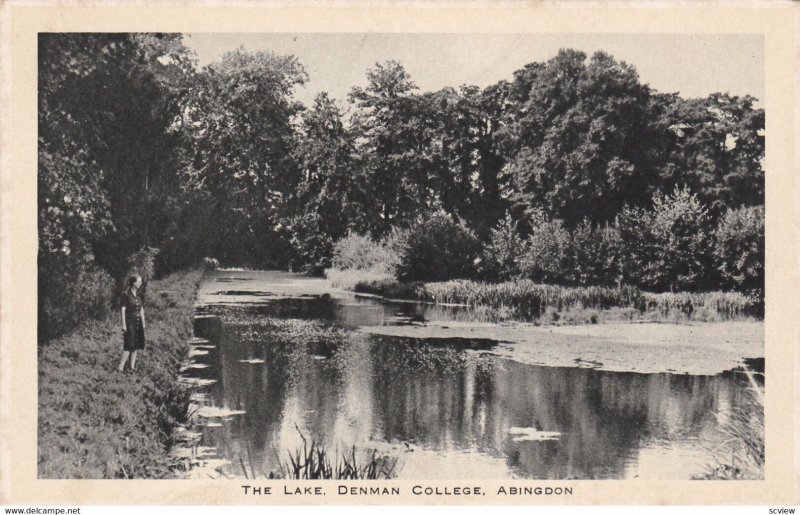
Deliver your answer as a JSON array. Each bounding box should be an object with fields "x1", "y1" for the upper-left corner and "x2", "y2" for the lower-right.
[{"x1": 332, "y1": 273, "x2": 763, "y2": 326}]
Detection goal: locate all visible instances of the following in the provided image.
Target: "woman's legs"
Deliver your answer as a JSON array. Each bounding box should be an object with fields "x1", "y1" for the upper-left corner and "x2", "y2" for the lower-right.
[
  {"x1": 118, "y1": 351, "x2": 130, "y2": 371},
  {"x1": 130, "y1": 350, "x2": 138, "y2": 371}
]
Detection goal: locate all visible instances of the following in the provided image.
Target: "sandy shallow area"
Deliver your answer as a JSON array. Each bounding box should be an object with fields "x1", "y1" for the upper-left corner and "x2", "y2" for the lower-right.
[{"x1": 359, "y1": 320, "x2": 764, "y2": 375}]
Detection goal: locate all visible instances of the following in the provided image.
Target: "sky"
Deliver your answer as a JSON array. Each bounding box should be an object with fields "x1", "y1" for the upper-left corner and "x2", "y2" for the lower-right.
[{"x1": 184, "y1": 33, "x2": 764, "y2": 107}]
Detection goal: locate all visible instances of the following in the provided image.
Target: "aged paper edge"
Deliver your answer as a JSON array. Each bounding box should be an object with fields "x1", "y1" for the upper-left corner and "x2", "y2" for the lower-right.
[{"x1": 0, "y1": 0, "x2": 797, "y2": 506}]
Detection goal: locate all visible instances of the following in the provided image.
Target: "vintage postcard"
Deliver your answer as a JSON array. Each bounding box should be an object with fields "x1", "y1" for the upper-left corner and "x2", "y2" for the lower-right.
[{"x1": 0, "y1": 0, "x2": 798, "y2": 507}]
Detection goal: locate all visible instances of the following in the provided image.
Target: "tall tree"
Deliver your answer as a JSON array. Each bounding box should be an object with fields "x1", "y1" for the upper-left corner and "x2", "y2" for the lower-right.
[
  {"x1": 422, "y1": 84, "x2": 508, "y2": 234},
  {"x1": 650, "y1": 92, "x2": 764, "y2": 214},
  {"x1": 184, "y1": 48, "x2": 307, "y2": 266},
  {"x1": 348, "y1": 61, "x2": 441, "y2": 234},
  {"x1": 38, "y1": 33, "x2": 195, "y2": 338},
  {"x1": 499, "y1": 50, "x2": 657, "y2": 228},
  {"x1": 283, "y1": 93, "x2": 367, "y2": 272}
]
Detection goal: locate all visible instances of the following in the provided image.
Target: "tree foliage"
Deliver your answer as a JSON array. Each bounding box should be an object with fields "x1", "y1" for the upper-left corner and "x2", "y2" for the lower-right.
[
  {"x1": 617, "y1": 187, "x2": 714, "y2": 292},
  {"x1": 38, "y1": 33, "x2": 195, "y2": 339},
  {"x1": 283, "y1": 93, "x2": 365, "y2": 272},
  {"x1": 518, "y1": 214, "x2": 572, "y2": 283},
  {"x1": 183, "y1": 48, "x2": 307, "y2": 266},
  {"x1": 650, "y1": 93, "x2": 764, "y2": 213},
  {"x1": 499, "y1": 50, "x2": 657, "y2": 228},
  {"x1": 481, "y1": 213, "x2": 526, "y2": 280},
  {"x1": 39, "y1": 39, "x2": 766, "y2": 339},
  {"x1": 714, "y1": 205, "x2": 764, "y2": 295},
  {"x1": 393, "y1": 212, "x2": 481, "y2": 282}
]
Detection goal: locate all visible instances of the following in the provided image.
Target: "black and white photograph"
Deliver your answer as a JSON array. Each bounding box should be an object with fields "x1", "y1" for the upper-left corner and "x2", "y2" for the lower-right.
[{"x1": 33, "y1": 31, "x2": 769, "y2": 484}]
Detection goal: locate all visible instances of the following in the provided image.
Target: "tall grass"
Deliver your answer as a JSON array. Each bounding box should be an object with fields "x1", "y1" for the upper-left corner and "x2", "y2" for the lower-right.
[
  {"x1": 696, "y1": 369, "x2": 764, "y2": 479},
  {"x1": 211, "y1": 428, "x2": 401, "y2": 480},
  {"x1": 420, "y1": 280, "x2": 644, "y2": 319},
  {"x1": 423, "y1": 280, "x2": 761, "y2": 320},
  {"x1": 332, "y1": 271, "x2": 762, "y2": 322},
  {"x1": 37, "y1": 269, "x2": 203, "y2": 478},
  {"x1": 275, "y1": 428, "x2": 399, "y2": 480},
  {"x1": 640, "y1": 291, "x2": 762, "y2": 320}
]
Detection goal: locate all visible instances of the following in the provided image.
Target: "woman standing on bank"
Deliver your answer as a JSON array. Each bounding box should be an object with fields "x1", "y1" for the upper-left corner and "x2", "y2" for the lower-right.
[{"x1": 118, "y1": 274, "x2": 146, "y2": 372}]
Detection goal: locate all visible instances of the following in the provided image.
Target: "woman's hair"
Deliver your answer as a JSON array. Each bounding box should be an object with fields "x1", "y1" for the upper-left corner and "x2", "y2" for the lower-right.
[{"x1": 126, "y1": 274, "x2": 142, "y2": 291}]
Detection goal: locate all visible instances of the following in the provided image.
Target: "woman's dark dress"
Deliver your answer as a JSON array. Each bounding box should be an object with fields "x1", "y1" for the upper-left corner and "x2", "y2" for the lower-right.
[{"x1": 122, "y1": 290, "x2": 145, "y2": 351}]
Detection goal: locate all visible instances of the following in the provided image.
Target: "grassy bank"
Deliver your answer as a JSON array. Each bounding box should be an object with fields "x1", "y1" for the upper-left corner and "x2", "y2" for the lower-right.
[
  {"x1": 38, "y1": 269, "x2": 203, "y2": 478},
  {"x1": 327, "y1": 269, "x2": 762, "y2": 323}
]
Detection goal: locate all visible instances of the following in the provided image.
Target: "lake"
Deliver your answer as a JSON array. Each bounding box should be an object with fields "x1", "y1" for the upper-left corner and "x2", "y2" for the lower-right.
[{"x1": 178, "y1": 269, "x2": 764, "y2": 480}]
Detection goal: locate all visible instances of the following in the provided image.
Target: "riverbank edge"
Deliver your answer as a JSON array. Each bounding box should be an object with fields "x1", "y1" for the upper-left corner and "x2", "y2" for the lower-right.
[
  {"x1": 37, "y1": 268, "x2": 205, "y2": 479},
  {"x1": 326, "y1": 269, "x2": 763, "y2": 325}
]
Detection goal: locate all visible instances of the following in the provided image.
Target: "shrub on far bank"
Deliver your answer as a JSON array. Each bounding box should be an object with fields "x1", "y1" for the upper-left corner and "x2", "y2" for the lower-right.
[
  {"x1": 617, "y1": 186, "x2": 715, "y2": 292},
  {"x1": 480, "y1": 213, "x2": 526, "y2": 280},
  {"x1": 518, "y1": 216, "x2": 570, "y2": 283},
  {"x1": 565, "y1": 221, "x2": 622, "y2": 287},
  {"x1": 714, "y1": 205, "x2": 764, "y2": 297},
  {"x1": 394, "y1": 212, "x2": 480, "y2": 282},
  {"x1": 330, "y1": 232, "x2": 400, "y2": 276},
  {"x1": 285, "y1": 212, "x2": 336, "y2": 275}
]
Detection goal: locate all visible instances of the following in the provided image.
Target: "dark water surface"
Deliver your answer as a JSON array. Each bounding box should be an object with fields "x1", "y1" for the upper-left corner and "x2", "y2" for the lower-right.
[{"x1": 182, "y1": 270, "x2": 761, "y2": 479}]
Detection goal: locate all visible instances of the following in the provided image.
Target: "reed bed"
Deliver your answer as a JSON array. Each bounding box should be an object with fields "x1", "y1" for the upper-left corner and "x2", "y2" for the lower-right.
[
  {"x1": 419, "y1": 280, "x2": 643, "y2": 319},
  {"x1": 640, "y1": 291, "x2": 762, "y2": 320},
  {"x1": 332, "y1": 269, "x2": 763, "y2": 322}
]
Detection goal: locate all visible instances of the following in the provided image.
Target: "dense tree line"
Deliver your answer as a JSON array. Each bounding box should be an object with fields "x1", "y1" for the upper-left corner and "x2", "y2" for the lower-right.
[{"x1": 38, "y1": 35, "x2": 764, "y2": 339}]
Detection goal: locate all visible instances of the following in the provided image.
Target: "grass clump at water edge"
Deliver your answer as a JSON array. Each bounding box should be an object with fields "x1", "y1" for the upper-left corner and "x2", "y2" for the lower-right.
[
  {"x1": 210, "y1": 427, "x2": 401, "y2": 480},
  {"x1": 275, "y1": 427, "x2": 400, "y2": 480},
  {"x1": 695, "y1": 369, "x2": 764, "y2": 480}
]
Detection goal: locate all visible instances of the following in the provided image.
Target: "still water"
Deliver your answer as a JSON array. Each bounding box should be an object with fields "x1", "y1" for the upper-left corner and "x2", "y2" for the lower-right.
[{"x1": 181, "y1": 270, "x2": 762, "y2": 480}]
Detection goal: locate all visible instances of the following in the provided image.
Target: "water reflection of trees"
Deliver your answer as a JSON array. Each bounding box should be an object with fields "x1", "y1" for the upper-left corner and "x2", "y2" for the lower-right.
[
  {"x1": 201, "y1": 319, "x2": 755, "y2": 479},
  {"x1": 366, "y1": 337, "x2": 750, "y2": 479}
]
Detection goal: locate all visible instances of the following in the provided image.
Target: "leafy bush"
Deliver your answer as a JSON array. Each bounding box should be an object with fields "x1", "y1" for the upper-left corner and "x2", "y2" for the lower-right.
[
  {"x1": 39, "y1": 256, "x2": 115, "y2": 341},
  {"x1": 617, "y1": 186, "x2": 714, "y2": 292},
  {"x1": 714, "y1": 205, "x2": 764, "y2": 296},
  {"x1": 518, "y1": 216, "x2": 571, "y2": 283},
  {"x1": 330, "y1": 233, "x2": 401, "y2": 276},
  {"x1": 394, "y1": 212, "x2": 481, "y2": 282},
  {"x1": 480, "y1": 213, "x2": 526, "y2": 280},
  {"x1": 566, "y1": 221, "x2": 622, "y2": 286}
]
